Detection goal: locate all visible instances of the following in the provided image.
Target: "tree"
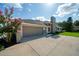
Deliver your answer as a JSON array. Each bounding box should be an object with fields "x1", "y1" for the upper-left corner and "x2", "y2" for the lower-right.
[
  {"x1": 57, "y1": 21, "x2": 68, "y2": 30},
  {"x1": 74, "y1": 20, "x2": 79, "y2": 26},
  {"x1": 58, "y1": 17, "x2": 73, "y2": 32},
  {"x1": 5, "y1": 7, "x2": 14, "y2": 19},
  {"x1": 0, "y1": 7, "x2": 21, "y2": 46},
  {"x1": 4, "y1": 7, "x2": 21, "y2": 44},
  {"x1": 66, "y1": 17, "x2": 73, "y2": 31},
  {"x1": 4, "y1": 7, "x2": 14, "y2": 43},
  {"x1": 0, "y1": 9, "x2": 5, "y2": 23}
]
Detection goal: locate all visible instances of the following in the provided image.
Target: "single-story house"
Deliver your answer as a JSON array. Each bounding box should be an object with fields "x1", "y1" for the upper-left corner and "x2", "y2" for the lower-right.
[
  {"x1": 16, "y1": 18, "x2": 62, "y2": 42},
  {"x1": 16, "y1": 20, "x2": 50, "y2": 42},
  {"x1": 73, "y1": 26, "x2": 79, "y2": 31}
]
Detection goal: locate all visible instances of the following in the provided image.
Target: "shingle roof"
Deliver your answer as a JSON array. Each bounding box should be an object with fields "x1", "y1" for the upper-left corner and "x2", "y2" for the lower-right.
[{"x1": 22, "y1": 19, "x2": 44, "y2": 25}]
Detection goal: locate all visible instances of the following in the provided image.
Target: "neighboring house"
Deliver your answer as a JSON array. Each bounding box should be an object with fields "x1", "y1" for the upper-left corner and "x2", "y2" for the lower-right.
[
  {"x1": 73, "y1": 26, "x2": 79, "y2": 31},
  {"x1": 56, "y1": 25, "x2": 62, "y2": 32}
]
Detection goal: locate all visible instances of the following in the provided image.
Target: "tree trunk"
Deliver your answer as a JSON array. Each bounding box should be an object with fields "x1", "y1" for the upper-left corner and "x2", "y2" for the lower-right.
[{"x1": 7, "y1": 32, "x2": 17, "y2": 46}]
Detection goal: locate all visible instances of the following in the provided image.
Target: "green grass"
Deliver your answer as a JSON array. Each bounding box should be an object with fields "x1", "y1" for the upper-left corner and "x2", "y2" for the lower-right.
[{"x1": 59, "y1": 32, "x2": 79, "y2": 37}]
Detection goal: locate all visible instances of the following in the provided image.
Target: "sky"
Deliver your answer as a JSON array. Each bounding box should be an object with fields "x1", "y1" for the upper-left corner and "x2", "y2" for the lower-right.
[{"x1": 0, "y1": 3, "x2": 79, "y2": 22}]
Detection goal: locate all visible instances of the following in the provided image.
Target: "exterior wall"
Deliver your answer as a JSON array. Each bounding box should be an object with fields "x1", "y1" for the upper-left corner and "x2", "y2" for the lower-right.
[
  {"x1": 16, "y1": 24, "x2": 22, "y2": 43},
  {"x1": 73, "y1": 26, "x2": 79, "y2": 31},
  {"x1": 44, "y1": 23, "x2": 51, "y2": 33},
  {"x1": 47, "y1": 26, "x2": 51, "y2": 33},
  {"x1": 56, "y1": 26, "x2": 62, "y2": 32}
]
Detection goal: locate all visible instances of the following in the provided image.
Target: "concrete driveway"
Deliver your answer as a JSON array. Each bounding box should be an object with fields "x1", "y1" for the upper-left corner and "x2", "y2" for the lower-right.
[{"x1": 0, "y1": 35, "x2": 79, "y2": 56}]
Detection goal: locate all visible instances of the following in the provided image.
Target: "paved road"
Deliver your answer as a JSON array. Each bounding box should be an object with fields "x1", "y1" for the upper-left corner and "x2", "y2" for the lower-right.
[{"x1": 0, "y1": 35, "x2": 79, "y2": 56}]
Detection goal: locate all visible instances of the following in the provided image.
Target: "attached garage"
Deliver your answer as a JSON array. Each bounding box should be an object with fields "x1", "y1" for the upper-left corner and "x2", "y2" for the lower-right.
[
  {"x1": 23, "y1": 26, "x2": 43, "y2": 37},
  {"x1": 22, "y1": 23, "x2": 47, "y2": 37},
  {"x1": 16, "y1": 22, "x2": 50, "y2": 42}
]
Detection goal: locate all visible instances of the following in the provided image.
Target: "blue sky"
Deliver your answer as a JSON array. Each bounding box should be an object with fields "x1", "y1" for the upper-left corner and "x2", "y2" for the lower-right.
[{"x1": 0, "y1": 3, "x2": 79, "y2": 22}]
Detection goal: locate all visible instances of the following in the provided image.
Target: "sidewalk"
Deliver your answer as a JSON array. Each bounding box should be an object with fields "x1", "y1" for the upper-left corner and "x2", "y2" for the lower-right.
[{"x1": 0, "y1": 35, "x2": 79, "y2": 56}]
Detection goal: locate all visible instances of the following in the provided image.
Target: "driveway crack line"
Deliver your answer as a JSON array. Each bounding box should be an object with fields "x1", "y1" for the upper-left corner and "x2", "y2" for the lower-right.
[{"x1": 27, "y1": 43, "x2": 40, "y2": 56}]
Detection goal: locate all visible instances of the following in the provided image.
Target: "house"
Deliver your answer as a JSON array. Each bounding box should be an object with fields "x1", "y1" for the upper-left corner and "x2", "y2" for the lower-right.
[
  {"x1": 55, "y1": 25, "x2": 62, "y2": 32},
  {"x1": 16, "y1": 16, "x2": 62, "y2": 42},
  {"x1": 16, "y1": 19, "x2": 50, "y2": 42},
  {"x1": 73, "y1": 26, "x2": 79, "y2": 31}
]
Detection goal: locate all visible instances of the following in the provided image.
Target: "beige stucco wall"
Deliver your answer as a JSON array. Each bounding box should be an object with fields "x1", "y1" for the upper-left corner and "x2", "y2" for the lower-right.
[{"x1": 16, "y1": 24, "x2": 22, "y2": 43}]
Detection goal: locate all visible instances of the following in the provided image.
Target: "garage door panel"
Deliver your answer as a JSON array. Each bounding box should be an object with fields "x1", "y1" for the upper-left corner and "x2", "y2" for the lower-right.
[{"x1": 23, "y1": 26, "x2": 43, "y2": 37}]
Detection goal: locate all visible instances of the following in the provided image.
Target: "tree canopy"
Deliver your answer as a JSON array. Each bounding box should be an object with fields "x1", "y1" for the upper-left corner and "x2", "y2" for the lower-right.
[{"x1": 74, "y1": 20, "x2": 79, "y2": 26}]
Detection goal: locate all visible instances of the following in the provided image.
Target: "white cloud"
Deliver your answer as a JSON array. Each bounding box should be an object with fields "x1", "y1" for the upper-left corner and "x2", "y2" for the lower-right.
[
  {"x1": 56, "y1": 3, "x2": 79, "y2": 17},
  {"x1": 32, "y1": 16, "x2": 50, "y2": 21},
  {"x1": 13, "y1": 3, "x2": 22, "y2": 8},
  {"x1": 4, "y1": 3, "x2": 22, "y2": 8},
  {"x1": 28, "y1": 8, "x2": 32, "y2": 12},
  {"x1": 28, "y1": 4, "x2": 32, "y2": 6}
]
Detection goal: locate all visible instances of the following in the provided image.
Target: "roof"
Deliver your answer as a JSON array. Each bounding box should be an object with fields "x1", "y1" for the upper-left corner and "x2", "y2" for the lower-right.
[
  {"x1": 22, "y1": 19, "x2": 45, "y2": 25},
  {"x1": 22, "y1": 22, "x2": 48, "y2": 27},
  {"x1": 22, "y1": 19, "x2": 50, "y2": 27}
]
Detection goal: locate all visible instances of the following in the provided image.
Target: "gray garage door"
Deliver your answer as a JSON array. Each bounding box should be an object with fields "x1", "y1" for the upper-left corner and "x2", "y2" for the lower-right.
[{"x1": 23, "y1": 26, "x2": 44, "y2": 37}]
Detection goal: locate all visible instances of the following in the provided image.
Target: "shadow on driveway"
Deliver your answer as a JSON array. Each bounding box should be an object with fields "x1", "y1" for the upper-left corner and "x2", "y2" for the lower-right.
[
  {"x1": 45, "y1": 34, "x2": 60, "y2": 39},
  {"x1": 20, "y1": 34, "x2": 60, "y2": 43}
]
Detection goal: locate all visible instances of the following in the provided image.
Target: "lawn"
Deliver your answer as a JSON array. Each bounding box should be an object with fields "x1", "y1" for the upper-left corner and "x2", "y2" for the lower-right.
[{"x1": 59, "y1": 32, "x2": 79, "y2": 37}]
